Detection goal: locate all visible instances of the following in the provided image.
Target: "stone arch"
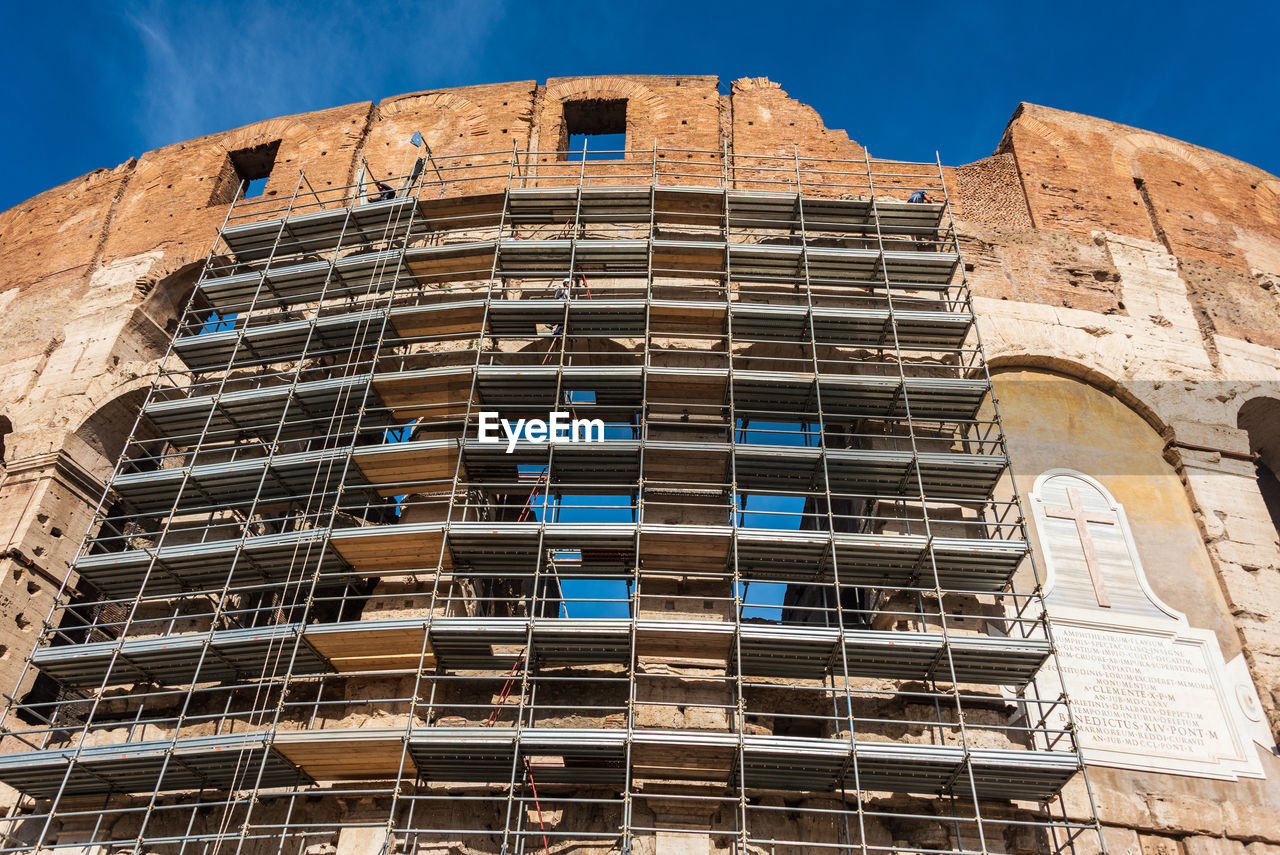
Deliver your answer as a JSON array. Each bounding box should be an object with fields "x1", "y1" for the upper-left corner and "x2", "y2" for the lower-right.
[
  {"x1": 1237, "y1": 397, "x2": 1280, "y2": 468},
  {"x1": 136, "y1": 259, "x2": 206, "y2": 340},
  {"x1": 1112, "y1": 132, "x2": 1233, "y2": 241},
  {"x1": 544, "y1": 78, "x2": 668, "y2": 123},
  {"x1": 1113, "y1": 132, "x2": 1221, "y2": 184},
  {"x1": 220, "y1": 117, "x2": 320, "y2": 157},
  {"x1": 990, "y1": 362, "x2": 1241, "y2": 643},
  {"x1": 217, "y1": 118, "x2": 323, "y2": 200},
  {"x1": 365, "y1": 92, "x2": 494, "y2": 186},
  {"x1": 509, "y1": 330, "x2": 641, "y2": 369},
  {"x1": 128, "y1": 118, "x2": 322, "y2": 212},
  {"x1": 1006, "y1": 111, "x2": 1072, "y2": 150},
  {"x1": 68, "y1": 387, "x2": 153, "y2": 482},
  {"x1": 985, "y1": 354, "x2": 1170, "y2": 438},
  {"x1": 1255, "y1": 178, "x2": 1280, "y2": 228},
  {"x1": 380, "y1": 92, "x2": 490, "y2": 140},
  {"x1": 542, "y1": 78, "x2": 669, "y2": 153}
]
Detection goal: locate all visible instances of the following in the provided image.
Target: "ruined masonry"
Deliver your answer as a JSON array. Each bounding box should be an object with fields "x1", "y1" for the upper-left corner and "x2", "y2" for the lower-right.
[{"x1": 0, "y1": 76, "x2": 1276, "y2": 855}]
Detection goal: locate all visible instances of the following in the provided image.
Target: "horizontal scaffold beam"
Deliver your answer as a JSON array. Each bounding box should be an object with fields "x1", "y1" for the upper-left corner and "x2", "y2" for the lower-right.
[
  {"x1": 201, "y1": 239, "x2": 958, "y2": 311},
  {"x1": 31, "y1": 617, "x2": 1049, "y2": 689},
  {"x1": 73, "y1": 521, "x2": 1027, "y2": 596},
  {"x1": 107, "y1": 438, "x2": 1006, "y2": 514},
  {"x1": 216, "y1": 187, "x2": 945, "y2": 269},
  {"x1": 141, "y1": 365, "x2": 991, "y2": 441},
  {"x1": 173, "y1": 298, "x2": 974, "y2": 372},
  {"x1": 0, "y1": 726, "x2": 1076, "y2": 802}
]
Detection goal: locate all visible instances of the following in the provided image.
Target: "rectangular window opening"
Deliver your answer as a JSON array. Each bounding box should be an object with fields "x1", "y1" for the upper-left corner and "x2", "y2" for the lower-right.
[
  {"x1": 735, "y1": 419, "x2": 813, "y2": 447},
  {"x1": 562, "y1": 98, "x2": 627, "y2": 161},
  {"x1": 229, "y1": 140, "x2": 281, "y2": 199},
  {"x1": 558, "y1": 578, "x2": 632, "y2": 619}
]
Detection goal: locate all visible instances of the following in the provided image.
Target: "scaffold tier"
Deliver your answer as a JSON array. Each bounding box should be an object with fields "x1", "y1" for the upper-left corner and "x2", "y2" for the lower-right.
[
  {"x1": 74, "y1": 522, "x2": 1027, "y2": 596},
  {"x1": 106, "y1": 439, "x2": 1006, "y2": 514},
  {"x1": 0, "y1": 732, "x2": 308, "y2": 798},
  {"x1": 140, "y1": 367, "x2": 991, "y2": 444},
  {"x1": 31, "y1": 617, "x2": 1050, "y2": 689},
  {"x1": 172, "y1": 299, "x2": 976, "y2": 372},
  {"x1": 0, "y1": 148, "x2": 1098, "y2": 855},
  {"x1": 200, "y1": 240, "x2": 959, "y2": 312},
  {"x1": 0, "y1": 727, "x2": 1077, "y2": 802}
]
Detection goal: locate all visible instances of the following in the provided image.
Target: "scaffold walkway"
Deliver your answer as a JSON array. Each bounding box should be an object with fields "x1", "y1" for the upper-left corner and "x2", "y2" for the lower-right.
[{"x1": 0, "y1": 146, "x2": 1102, "y2": 855}]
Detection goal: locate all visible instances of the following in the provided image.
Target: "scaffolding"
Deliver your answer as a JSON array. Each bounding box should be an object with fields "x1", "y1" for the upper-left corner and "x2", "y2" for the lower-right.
[{"x1": 0, "y1": 145, "x2": 1105, "y2": 855}]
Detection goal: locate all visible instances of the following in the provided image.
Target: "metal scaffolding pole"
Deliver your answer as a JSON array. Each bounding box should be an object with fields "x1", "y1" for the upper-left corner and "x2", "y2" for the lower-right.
[{"x1": 0, "y1": 147, "x2": 1103, "y2": 855}]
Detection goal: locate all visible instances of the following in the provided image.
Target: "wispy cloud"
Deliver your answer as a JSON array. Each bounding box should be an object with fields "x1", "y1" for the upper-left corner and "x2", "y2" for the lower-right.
[{"x1": 122, "y1": 0, "x2": 505, "y2": 150}]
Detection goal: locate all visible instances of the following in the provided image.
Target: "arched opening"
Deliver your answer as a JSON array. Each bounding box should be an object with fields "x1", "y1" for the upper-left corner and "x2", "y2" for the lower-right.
[
  {"x1": 69, "y1": 388, "x2": 153, "y2": 481},
  {"x1": 1238, "y1": 397, "x2": 1280, "y2": 537},
  {"x1": 990, "y1": 366, "x2": 1237, "y2": 643},
  {"x1": 138, "y1": 261, "x2": 204, "y2": 341},
  {"x1": 13, "y1": 390, "x2": 158, "y2": 726}
]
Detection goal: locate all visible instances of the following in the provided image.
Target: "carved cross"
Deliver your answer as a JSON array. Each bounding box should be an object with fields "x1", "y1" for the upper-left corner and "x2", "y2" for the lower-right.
[{"x1": 1045, "y1": 486, "x2": 1114, "y2": 608}]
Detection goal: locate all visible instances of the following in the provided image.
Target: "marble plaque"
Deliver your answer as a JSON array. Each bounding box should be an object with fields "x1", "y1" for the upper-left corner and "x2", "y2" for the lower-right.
[{"x1": 1024, "y1": 469, "x2": 1268, "y2": 780}]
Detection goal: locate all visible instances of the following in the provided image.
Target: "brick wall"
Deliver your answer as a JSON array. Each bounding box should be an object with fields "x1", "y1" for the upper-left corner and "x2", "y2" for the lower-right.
[{"x1": 0, "y1": 75, "x2": 1278, "y2": 852}]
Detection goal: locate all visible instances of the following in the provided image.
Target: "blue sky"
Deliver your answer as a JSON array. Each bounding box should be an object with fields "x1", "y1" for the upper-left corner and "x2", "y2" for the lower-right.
[{"x1": 1, "y1": 1, "x2": 1276, "y2": 212}]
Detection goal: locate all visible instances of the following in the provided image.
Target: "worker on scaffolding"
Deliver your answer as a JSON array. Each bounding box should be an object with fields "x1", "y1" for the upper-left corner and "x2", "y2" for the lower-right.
[
  {"x1": 370, "y1": 180, "x2": 396, "y2": 203},
  {"x1": 907, "y1": 189, "x2": 934, "y2": 250},
  {"x1": 547, "y1": 277, "x2": 574, "y2": 338}
]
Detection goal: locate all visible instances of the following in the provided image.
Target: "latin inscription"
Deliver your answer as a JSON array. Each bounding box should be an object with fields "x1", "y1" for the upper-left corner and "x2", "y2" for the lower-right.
[{"x1": 1044, "y1": 625, "x2": 1233, "y2": 761}]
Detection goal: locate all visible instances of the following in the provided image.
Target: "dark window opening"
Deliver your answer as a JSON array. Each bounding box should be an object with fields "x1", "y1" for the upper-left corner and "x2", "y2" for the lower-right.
[
  {"x1": 1256, "y1": 460, "x2": 1280, "y2": 536},
  {"x1": 1237, "y1": 397, "x2": 1280, "y2": 540},
  {"x1": 230, "y1": 140, "x2": 280, "y2": 199},
  {"x1": 0, "y1": 415, "x2": 11, "y2": 466},
  {"x1": 562, "y1": 98, "x2": 627, "y2": 161}
]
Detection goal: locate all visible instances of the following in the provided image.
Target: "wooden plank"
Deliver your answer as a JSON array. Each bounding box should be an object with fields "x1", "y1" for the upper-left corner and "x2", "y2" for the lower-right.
[
  {"x1": 331, "y1": 529, "x2": 449, "y2": 572},
  {"x1": 405, "y1": 246, "x2": 496, "y2": 283},
  {"x1": 635, "y1": 625, "x2": 731, "y2": 665},
  {"x1": 652, "y1": 242, "x2": 725, "y2": 274},
  {"x1": 645, "y1": 370, "x2": 728, "y2": 405},
  {"x1": 325, "y1": 653, "x2": 435, "y2": 672},
  {"x1": 642, "y1": 445, "x2": 729, "y2": 485},
  {"x1": 274, "y1": 737, "x2": 410, "y2": 780},
  {"x1": 354, "y1": 445, "x2": 459, "y2": 496},
  {"x1": 306, "y1": 626, "x2": 434, "y2": 673},
  {"x1": 374, "y1": 372, "x2": 473, "y2": 419},
  {"x1": 639, "y1": 527, "x2": 730, "y2": 570},
  {"x1": 391, "y1": 303, "x2": 486, "y2": 339},
  {"x1": 653, "y1": 187, "x2": 726, "y2": 227},
  {"x1": 647, "y1": 301, "x2": 725, "y2": 336},
  {"x1": 417, "y1": 193, "x2": 505, "y2": 230}
]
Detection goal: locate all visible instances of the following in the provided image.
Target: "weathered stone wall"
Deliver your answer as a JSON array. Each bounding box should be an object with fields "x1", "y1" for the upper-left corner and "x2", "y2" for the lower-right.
[{"x1": 1, "y1": 76, "x2": 1278, "y2": 854}]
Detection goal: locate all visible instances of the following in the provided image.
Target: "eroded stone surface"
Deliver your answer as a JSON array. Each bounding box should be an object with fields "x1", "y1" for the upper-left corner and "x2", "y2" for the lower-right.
[{"x1": 0, "y1": 75, "x2": 1278, "y2": 852}]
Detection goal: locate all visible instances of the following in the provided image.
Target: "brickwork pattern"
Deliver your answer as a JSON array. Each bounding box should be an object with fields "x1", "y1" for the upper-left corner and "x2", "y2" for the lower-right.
[{"x1": 0, "y1": 75, "x2": 1278, "y2": 854}]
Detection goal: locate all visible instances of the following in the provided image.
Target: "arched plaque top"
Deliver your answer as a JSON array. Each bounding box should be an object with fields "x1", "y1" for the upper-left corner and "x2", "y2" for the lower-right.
[{"x1": 1030, "y1": 469, "x2": 1183, "y2": 624}]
